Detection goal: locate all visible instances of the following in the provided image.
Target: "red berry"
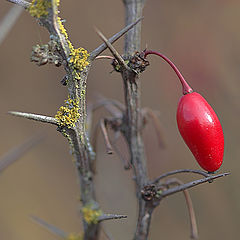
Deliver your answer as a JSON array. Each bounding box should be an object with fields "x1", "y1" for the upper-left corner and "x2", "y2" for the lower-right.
[
  {"x1": 177, "y1": 92, "x2": 224, "y2": 172},
  {"x1": 144, "y1": 50, "x2": 224, "y2": 172}
]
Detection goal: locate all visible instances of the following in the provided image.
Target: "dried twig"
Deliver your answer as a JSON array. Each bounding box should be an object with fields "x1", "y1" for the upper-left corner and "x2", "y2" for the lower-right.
[{"x1": 99, "y1": 119, "x2": 113, "y2": 154}]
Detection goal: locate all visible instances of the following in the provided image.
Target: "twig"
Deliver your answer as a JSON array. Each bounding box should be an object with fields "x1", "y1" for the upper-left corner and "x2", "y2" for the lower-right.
[
  {"x1": 0, "y1": 5, "x2": 23, "y2": 45},
  {"x1": 100, "y1": 119, "x2": 113, "y2": 154},
  {"x1": 160, "y1": 172, "x2": 230, "y2": 198},
  {"x1": 6, "y1": 0, "x2": 30, "y2": 9},
  {"x1": 90, "y1": 18, "x2": 143, "y2": 60},
  {"x1": 8, "y1": 111, "x2": 58, "y2": 125},
  {"x1": 152, "y1": 169, "x2": 211, "y2": 184},
  {"x1": 95, "y1": 29, "x2": 130, "y2": 71},
  {"x1": 98, "y1": 214, "x2": 127, "y2": 222},
  {"x1": 30, "y1": 215, "x2": 68, "y2": 238},
  {"x1": 0, "y1": 134, "x2": 44, "y2": 173},
  {"x1": 95, "y1": 56, "x2": 114, "y2": 60},
  {"x1": 164, "y1": 178, "x2": 198, "y2": 239}
]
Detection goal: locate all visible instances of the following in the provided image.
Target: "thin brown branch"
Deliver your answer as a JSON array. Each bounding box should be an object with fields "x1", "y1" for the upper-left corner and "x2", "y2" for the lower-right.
[
  {"x1": 95, "y1": 28, "x2": 130, "y2": 71},
  {"x1": 164, "y1": 178, "x2": 198, "y2": 239},
  {"x1": 160, "y1": 172, "x2": 230, "y2": 198},
  {"x1": 0, "y1": 134, "x2": 44, "y2": 173},
  {"x1": 100, "y1": 119, "x2": 113, "y2": 154},
  {"x1": 152, "y1": 169, "x2": 211, "y2": 184},
  {"x1": 90, "y1": 18, "x2": 143, "y2": 60},
  {"x1": 8, "y1": 111, "x2": 58, "y2": 125},
  {"x1": 6, "y1": 0, "x2": 30, "y2": 9}
]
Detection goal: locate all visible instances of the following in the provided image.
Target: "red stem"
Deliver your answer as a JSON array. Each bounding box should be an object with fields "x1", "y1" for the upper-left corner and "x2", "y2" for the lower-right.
[{"x1": 144, "y1": 50, "x2": 193, "y2": 95}]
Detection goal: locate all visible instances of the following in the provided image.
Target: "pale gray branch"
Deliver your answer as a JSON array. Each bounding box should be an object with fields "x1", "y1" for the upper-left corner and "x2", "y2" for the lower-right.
[
  {"x1": 9, "y1": 111, "x2": 58, "y2": 125},
  {"x1": 90, "y1": 18, "x2": 143, "y2": 60},
  {"x1": 0, "y1": 5, "x2": 23, "y2": 45}
]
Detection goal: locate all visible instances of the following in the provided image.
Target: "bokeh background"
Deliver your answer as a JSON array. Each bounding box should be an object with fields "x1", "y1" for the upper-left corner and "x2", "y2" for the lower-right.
[{"x1": 0, "y1": 0, "x2": 239, "y2": 239}]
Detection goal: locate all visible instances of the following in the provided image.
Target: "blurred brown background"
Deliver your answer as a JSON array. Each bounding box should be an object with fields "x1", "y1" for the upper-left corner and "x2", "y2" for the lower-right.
[{"x1": 0, "y1": 0, "x2": 239, "y2": 239}]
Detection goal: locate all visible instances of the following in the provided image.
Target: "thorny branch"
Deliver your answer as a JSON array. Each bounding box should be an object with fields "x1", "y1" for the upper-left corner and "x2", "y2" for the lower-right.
[
  {"x1": 6, "y1": 0, "x2": 230, "y2": 240},
  {"x1": 90, "y1": 0, "x2": 230, "y2": 239},
  {"x1": 6, "y1": 0, "x2": 140, "y2": 239}
]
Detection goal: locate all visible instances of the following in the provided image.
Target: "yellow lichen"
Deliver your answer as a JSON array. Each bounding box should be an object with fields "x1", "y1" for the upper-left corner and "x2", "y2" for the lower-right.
[
  {"x1": 53, "y1": 0, "x2": 60, "y2": 7},
  {"x1": 66, "y1": 233, "x2": 83, "y2": 240},
  {"x1": 69, "y1": 48, "x2": 90, "y2": 71},
  {"x1": 55, "y1": 96, "x2": 80, "y2": 128},
  {"x1": 82, "y1": 206, "x2": 102, "y2": 224},
  {"x1": 57, "y1": 17, "x2": 89, "y2": 72},
  {"x1": 28, "y1": 0, "x2": 51, "y2": 18}
]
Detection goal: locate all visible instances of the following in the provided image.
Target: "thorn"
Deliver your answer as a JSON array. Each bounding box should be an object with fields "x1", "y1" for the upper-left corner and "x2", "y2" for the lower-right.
[
  {"x1": 90, "y1": 17, "x2": 143, "y2": 60},
  {"x1": 8, "y1": 111, "x2": 58, "y2": 125},
  {"x1": 95, "y1": 28, "x2": 130, "y2": 71},
  {"x1": 160, "y1": 172, "x2": 230, "y2": 198},
  {"x1": 98, "y1": 213, "x2": 127, "y2": 222},
  {"x1": 6, "y1": 0, "x2": 30, "y2": 9}
]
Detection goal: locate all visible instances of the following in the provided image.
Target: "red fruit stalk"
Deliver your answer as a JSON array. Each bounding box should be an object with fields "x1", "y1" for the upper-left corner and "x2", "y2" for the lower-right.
[{"x1": 144, "y1": 50, "x2": 224, "y2": 172}]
